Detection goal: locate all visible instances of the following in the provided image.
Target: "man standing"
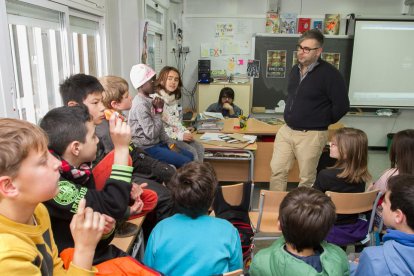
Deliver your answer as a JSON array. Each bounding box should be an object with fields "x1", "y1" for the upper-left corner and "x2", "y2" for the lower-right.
[{"x1": 270, "y1": 29, "x2": 349, "y2": 191}]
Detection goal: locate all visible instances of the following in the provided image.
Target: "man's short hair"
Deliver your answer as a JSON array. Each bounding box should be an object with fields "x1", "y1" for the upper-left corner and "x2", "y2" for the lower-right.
[
  {"x1": 0, "y1": 118, "x2": 48, "y2": 178},
  {"x1": 168, "y1": 162, "x2": 217, "y2": 219},
  {"x1": 279, "y1": 187, "x2": 336, "y2": 252},
  {"x1": 39, "y1": 105, "x2": 92, "y2": 156},
  {"x1": 99, "y1": 76, "x2": 129, "y2": 109},
  {"x1": 388, "y1": 175, "x2": 414, "y2": 230},
  {"x1": 298, "y1": 29, "x2": 324, "y2": 47},
  {"x1": 60, "y1": 73, "x2": 104, "y2": 105}
]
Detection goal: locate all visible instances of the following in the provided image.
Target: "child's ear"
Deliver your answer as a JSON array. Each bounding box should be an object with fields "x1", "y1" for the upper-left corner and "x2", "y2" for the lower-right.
[
  {"x1": 110, "y1": 100, "x2": 119, "y2": 110},
  {"x1": 68, "y1": 141, "x2": 81, "y2": 156},
  {"x1": 0, "y1": 176, "x2": 19, "y2": 198},
  {"x1": 394, "y1": 209, "x2": 405, "y2": 225},
  {"x1": 67, "y1": 101, "x2": 79, "y2": 107}
]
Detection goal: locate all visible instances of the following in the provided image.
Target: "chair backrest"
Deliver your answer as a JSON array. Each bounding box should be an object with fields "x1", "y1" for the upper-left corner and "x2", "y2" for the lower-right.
[
  {"x1": 326, "y1": 190, "x2": 380, "y2": 214},
  {"x1": 223, "y1": 269, "x2": 243, "y2": 276},
  {"x1": 221, "y1": 183, "x2": 244, "y2": 206},
  {"x1": 260, "y1": 189, "x2": 289, "y2": 213}
]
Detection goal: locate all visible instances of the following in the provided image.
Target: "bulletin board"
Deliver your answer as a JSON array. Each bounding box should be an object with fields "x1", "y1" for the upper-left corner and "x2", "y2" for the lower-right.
[{"x1": 252, "y1": 34, "x2": 354, "y2": 109}]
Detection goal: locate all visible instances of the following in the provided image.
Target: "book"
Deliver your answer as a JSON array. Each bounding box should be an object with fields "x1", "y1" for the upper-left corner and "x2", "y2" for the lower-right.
[
  {"x1": 324, "y1": 14, "x2": 340, "y2": 35},
  {"x1": 265, "y1": 12, "x2": 280, "y2": 34},
  {"x1": 312, "y1": 19, "x2": 323, "y2": 32},
  {"x1": 297, "y1": 18, "x2": 311, "y2": 34},
  {"x1": 279, "y1": 13, "x2": 297, "y2": 34}
]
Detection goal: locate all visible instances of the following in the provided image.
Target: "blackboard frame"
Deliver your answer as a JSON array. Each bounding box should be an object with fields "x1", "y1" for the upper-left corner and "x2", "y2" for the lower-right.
[{"x1": 252, "y1": 33, "x2": 354, "y2": 110}]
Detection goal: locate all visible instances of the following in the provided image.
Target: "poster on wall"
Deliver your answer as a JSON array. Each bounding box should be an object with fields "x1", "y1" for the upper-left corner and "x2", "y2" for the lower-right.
[
  {"x1": 321, "y1": 52, "x2": 341, "y2": 69},
  {"x1": 247, "y1": 59, "x2": 260, "y2": 78},
  {"x1": 266, "y1": 50, "x2": 287, "y2": 78},
  {"x1": 292, "y1": 51, "x2": 298, "y2": 66},
  {"x1": 215, "y1": 23, "x2": 234, "y2": 37}
]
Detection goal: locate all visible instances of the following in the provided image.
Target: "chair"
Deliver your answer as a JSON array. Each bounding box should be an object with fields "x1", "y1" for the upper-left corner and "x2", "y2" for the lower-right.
[
  {"x1": 325, "y1": 189, "x2": 383, "y2": 247},
  {"x1": 220, "y1": 182, "x2": 254, "y2": 209},
  {"x1": 248, "y1": 190, "x2": 288, "y2": 256},
  {"x1": 223, "y1": 269, "x2": 244, "y2": 276}
]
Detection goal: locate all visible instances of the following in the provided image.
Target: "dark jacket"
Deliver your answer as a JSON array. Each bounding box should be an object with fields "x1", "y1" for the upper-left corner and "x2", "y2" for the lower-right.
[
  {"x1": 313, "y1": 168, "x2": 365, "y2": 224},
  {"x1": 284, "y1": 59, "x2": 349, "y2": 130},
  {"x1": 44, "y1": 164, "x2": 132, "y2": 264}
]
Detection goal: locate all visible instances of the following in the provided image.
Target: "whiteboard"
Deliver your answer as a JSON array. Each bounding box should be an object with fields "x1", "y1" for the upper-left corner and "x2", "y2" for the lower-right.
[{"x1": 349, "y1": 19, "x2": 414, "y2": 108}]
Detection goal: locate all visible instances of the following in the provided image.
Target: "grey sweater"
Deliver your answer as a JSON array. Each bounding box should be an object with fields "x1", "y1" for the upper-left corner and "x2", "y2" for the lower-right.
[{"x1": 128, "y1": 93, "x2": 173, "y2": 148}]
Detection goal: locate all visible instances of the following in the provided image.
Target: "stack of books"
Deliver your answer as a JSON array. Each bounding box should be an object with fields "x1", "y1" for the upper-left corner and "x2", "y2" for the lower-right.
[{"x1": 196, "y1": 112, "x2": 224, "y2": 133}]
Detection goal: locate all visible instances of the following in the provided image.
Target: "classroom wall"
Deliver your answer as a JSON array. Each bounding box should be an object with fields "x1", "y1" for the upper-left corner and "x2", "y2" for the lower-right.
[
  {"x1": 105, "y1": 0, "x2": 182, "y2": 95},
  {"x1": 180, "y1": 0, "x2": 413, "y2": 147}
]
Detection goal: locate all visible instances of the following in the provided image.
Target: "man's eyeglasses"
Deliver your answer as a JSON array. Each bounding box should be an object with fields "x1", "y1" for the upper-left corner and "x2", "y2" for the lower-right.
[{"x1": 296, "y1": 44, "x2": 320, "y2": 54}]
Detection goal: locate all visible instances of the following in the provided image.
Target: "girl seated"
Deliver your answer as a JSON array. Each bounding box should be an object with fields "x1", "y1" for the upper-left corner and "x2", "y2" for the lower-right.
[
  {"x1": 155, "y1": 66, "x2": 204, "y2": 161},
  {"x1": 313, "y1": 127, "x2": 372, "y2": 246},
  {"x1": 144, "y1": 162, "x2": 243, "y2": 275},
  {"x1": 206, "y1": 87, "x2": 243, "y2": 118}
]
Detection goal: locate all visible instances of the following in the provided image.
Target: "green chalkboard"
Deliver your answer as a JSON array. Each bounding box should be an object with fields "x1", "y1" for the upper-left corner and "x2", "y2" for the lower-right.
[{"x1": 252, "y1": 34, "x2": 354, "y2": 109}]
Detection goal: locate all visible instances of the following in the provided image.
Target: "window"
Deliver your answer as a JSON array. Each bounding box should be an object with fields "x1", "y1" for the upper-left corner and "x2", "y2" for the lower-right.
[
  {"x1": 6, "y1": 0, "x2": 68, "y2": 122},
  {"x1": 69, "y1": 12, "x2": 105, "y2": 76},
  {"x1": 145, "y1": 0, "x2": 166, "y2": 74},
  {"x1": 3, "y1": 0, "x2": 106, "y2": 123}
]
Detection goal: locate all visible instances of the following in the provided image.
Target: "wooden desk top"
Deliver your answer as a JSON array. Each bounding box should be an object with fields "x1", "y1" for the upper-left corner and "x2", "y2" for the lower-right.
[
  {"x1": 110, "y1": 216, "x2": 145, "y2": 252},
  {"x1": 222, "y1": 118, "x2": 281, "y2": 135}
]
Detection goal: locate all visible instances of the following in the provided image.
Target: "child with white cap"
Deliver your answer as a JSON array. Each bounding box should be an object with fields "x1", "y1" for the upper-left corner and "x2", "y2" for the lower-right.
[{"x1": 128, "y1": 64, "x2": 194, "y2": 168}]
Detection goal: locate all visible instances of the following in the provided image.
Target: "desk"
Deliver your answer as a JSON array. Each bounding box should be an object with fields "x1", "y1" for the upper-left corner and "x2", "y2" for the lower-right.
[
  {"x1": 198, "y1": 118, "x2": 343, "y2": 183},
  {"x1": 110, "y1": 216, "x2": 145, "y2": 260}
]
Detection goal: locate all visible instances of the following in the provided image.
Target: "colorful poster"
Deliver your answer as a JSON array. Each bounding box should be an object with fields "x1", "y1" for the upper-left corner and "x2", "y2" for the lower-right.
[
  {"x1": 279, "y1": 13, "x2": 297, "y2": 34},
  {"x1": 298, "y1": 18, "x2": 311, "y2": 34},
  {"x1": 266, "y1": 50, "x2": 287, "y2": 78},
  {"x1": 292, "y1": 51, "x2": 298, "y2": 66},
  {"x1": 321, "y1": 52, "x2": 341, "y2": 69},
  {"x1": 324, "y1": 14, "x2": 340, "y2": 35},
  {"x1": 247, "y1": 59, "x2": 260, "y2": 78},
  {"x1": 312, "y1": 19, "x2": 323, "y2": 32},
  {"x1": 265, "y1": 12, "x2": 280, "y2": 34},
  {"x1": 215, "y1": 23, "x2": 234, "y2": 37}
]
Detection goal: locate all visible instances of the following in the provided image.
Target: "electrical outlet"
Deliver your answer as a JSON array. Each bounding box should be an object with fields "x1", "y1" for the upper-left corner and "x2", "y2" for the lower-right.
[{"x1": 182, "y1": 46, "x2": 190, "y2": 53}]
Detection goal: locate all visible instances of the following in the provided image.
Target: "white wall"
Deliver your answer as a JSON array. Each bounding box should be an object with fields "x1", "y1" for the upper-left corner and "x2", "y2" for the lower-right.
[{"x1": 179, "y1": 0, "x2": 413, "y2": 147}]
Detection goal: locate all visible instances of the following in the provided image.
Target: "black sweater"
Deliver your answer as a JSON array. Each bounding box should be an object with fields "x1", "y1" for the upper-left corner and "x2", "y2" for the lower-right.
[
  {"x1": 313, "y1": 168, "x2": 366, "y2": 224},
  {"x1": 44, "y1": 164, "x2": 132, "y2": 264},
  {"x1": 284, "y1": 59, "x2": 349, "y2": 130}
]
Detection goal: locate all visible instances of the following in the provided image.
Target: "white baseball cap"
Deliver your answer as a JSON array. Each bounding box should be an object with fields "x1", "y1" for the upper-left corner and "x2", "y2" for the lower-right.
[{"x1": 130, "y1": 64, "x2": 156, "y2": 89}]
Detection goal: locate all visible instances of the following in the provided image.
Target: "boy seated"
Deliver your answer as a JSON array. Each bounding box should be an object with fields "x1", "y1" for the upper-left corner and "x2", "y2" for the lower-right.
[
  {"x1": 352, "y1": 175, "x2": 414, "y2": 275},
  {"x1": 250, "y1": 187, "x2": 349, "y2": 276},
  {"x1": 98, "y1": 75, "x2": 175, "y2": 185},
  {"x1": 0, "y1": 118, "x2": 105, "y2": 274},
  {"x1": 40, "y1": 105, "x2": 140, "y2": 264},
  {"x1": 60, "y1": 74, "x2": 174, "y2": 225},
  {"x1": 144, "y1": 162, "x2": 243, "y2": 275}
]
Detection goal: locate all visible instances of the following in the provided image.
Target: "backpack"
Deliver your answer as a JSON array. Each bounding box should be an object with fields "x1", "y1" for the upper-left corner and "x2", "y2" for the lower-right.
[{"x1": 213, "y1": 182, "x2": 254, "y2": 269}]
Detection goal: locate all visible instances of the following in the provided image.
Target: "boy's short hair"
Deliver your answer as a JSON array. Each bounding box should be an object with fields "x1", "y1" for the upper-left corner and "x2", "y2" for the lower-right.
[
  {"x1": 388, "y1": 175, "x2": 414, "y2": 230},
  {"x1": 99, "y1": 76, "x2": 129, "y2": 109},
  {"x1": 39, "y1": 105, "x2": 92, "y2": 156},
  {"x1": 60, "y1": 73, "x2": 104, "y2": 105},
  {"x1": 279, "y1": 187, "x2": 336, "y2": 252},
  {"x1": 0, "y1": 118, "x2": 48, "y2": 178},
  {"x1": 168, "y1": 162, "x2": 217, "y2": 219}
]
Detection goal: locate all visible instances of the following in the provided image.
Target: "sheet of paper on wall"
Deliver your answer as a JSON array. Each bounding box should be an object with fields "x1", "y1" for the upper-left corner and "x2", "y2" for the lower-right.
[{"x1": 203, "y1": 112, "x2": 224, "y2": 120}]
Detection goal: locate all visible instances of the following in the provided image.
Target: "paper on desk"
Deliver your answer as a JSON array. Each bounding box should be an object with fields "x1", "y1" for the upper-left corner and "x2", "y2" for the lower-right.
[
  {"x1": 200, "y1": 133, "x2": 224, "y2": 141},
  {"x1": 203, "y1": 112, "x2": 224, "y2": 120}
]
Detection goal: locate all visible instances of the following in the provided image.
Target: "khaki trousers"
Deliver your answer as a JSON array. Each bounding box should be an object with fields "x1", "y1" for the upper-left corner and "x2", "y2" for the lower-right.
[{"x1": 269, "y1": 125, "x2": 328, "y2": 191}]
